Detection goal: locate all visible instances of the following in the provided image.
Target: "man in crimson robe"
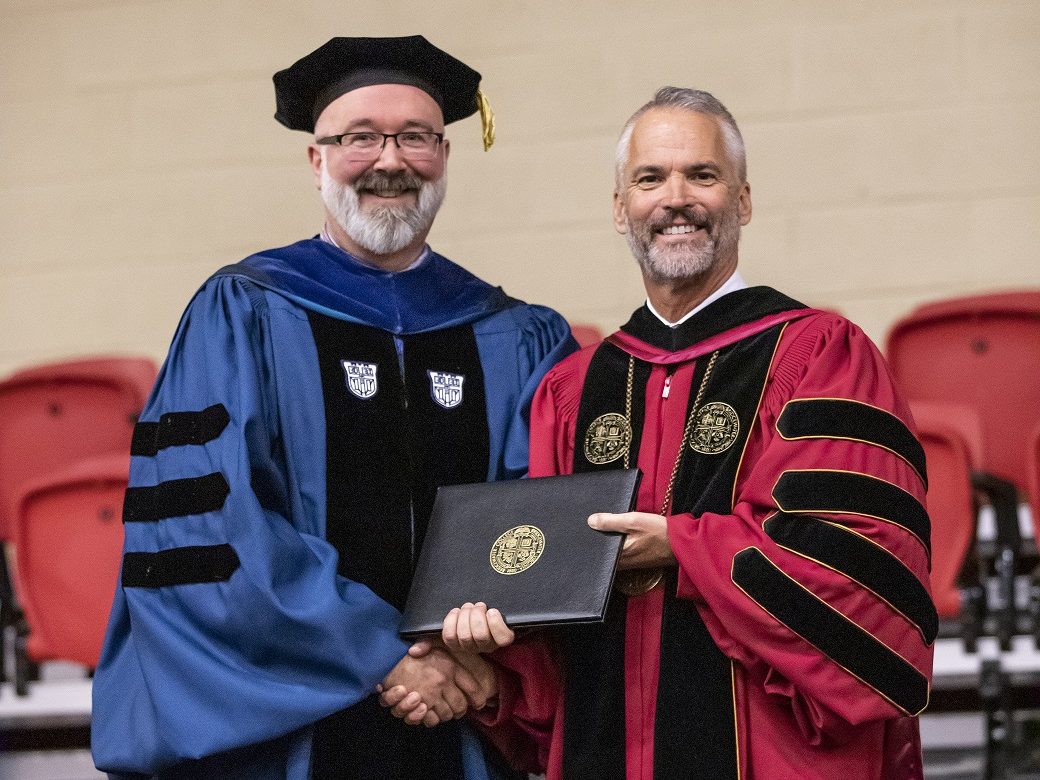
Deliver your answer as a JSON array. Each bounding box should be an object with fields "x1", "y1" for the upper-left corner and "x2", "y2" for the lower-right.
[{"x1": 392, "y1": 86, "x2": 936, "y2": 779}]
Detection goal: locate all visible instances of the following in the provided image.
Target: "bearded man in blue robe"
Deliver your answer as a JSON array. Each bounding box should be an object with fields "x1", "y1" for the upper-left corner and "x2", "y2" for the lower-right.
[{"x1": 91, "y1": 35, "x2": 576, "y2": 780}]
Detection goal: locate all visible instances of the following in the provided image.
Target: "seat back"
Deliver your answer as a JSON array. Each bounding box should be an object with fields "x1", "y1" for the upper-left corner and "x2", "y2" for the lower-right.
[
  {"x1": 886, "y1": 291, "x2": 1040, "y2": 539},
  {"x1": 569, "y1": 323, "x2": 604, "y2": 349},
  {"x1": 13, "y1": 454, "x2": 128, "y2": 667},
  {"x1": 911, "y1": 403, "x2": 978, "y2": 619},
  {"x1": 1030, "y1": 422, "x2": 1040, "y2": 540},
  {"x1": 0, "y1": 356, "x2": 156, "y2": 541}
]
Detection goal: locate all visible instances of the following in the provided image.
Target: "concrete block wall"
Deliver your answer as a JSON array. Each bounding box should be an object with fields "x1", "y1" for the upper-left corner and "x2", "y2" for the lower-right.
[{"x1": 1, "y1": 0, "x2": 1037, "y2": 376}]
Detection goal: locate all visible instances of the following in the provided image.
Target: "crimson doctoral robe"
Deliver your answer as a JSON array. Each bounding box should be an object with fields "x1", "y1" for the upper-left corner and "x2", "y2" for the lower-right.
[{"x1": 485, "y1": 287, "x2": 935, "y2": 780}]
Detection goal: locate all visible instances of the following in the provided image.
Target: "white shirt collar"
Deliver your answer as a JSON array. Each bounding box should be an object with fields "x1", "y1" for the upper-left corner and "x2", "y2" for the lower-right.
[
  {"x1": 319, "y1": 224, "x2": 429, "y2": 272},
  {"x1": 646, "y1": 270, "x2": 748, "y2": 328}
]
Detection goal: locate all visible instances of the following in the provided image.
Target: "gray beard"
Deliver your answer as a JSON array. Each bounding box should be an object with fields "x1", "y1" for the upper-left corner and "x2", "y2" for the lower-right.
[
  {"x1": 626, "y1": 203, "x2": 741, "y2": 284},
  {"x1": 321, "y1": 167, "x2": 447, "y2": 257}
]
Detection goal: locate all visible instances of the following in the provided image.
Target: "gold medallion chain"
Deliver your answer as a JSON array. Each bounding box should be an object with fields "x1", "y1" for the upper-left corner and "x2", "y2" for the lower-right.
[
  {"x1": 615, "y1": 350, "x2": 720, "y2": 596},
  {"x1": 622, "y1": 356, "x2": 634, "y2": 469}
]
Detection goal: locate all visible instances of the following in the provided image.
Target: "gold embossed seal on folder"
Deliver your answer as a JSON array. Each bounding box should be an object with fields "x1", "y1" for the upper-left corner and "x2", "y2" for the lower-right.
[{"x1": 490, "y1": 525, "x2": 545, "y2": 575}]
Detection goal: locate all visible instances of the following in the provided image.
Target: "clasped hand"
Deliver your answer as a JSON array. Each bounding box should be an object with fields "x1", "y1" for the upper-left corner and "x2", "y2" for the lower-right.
[
  {"x1": 378, "y1": 641, "x2": 496, "y2": 728},
  {"x1": 379, "y1": 602, "x2": 514, "y2": 726}
]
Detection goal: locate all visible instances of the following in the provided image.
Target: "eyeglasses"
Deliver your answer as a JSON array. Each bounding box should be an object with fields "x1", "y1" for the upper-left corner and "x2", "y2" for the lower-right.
[{"x1": 315, "y1": 131, "x2": 445, "y2": 161}]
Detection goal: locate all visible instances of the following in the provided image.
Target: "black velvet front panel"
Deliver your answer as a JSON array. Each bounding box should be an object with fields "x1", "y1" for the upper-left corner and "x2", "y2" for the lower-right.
[
  {"x1": 565, "y1": 325, "x2": 784, "y2": 780},
  {"x1": 306, "y1": 312, "x2": 493, "y2": 780}
]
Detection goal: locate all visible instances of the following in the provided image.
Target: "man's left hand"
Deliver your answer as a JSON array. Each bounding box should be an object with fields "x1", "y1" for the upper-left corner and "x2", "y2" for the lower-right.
[{"x1": 588, "y1": 511, "x2": 677, "y2": 569}]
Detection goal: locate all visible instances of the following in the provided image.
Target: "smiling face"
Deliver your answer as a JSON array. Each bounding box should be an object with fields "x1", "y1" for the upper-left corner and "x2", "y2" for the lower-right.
[
  {"x1": 613, "y1": 108, "x2": 751, "y2": 286},
  {"x1": 307, "y1": 83, "x2": 450, "y2": 269}
]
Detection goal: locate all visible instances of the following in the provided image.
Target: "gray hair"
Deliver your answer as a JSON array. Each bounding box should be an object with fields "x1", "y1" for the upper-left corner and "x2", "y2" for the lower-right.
[{"x1": 614, "y1": 87, "x2": 747, "y2": 188}]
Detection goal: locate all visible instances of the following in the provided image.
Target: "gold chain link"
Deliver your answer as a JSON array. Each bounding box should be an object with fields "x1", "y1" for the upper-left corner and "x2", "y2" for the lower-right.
[{"x1": 623, "y1": 356, "x2": 634, "y2": 469}]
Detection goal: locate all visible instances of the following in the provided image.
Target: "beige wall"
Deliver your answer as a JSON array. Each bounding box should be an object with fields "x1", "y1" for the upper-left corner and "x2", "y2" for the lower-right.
[{"x1": 2, "y1": 0, "x2": 1038, "y2": 377}]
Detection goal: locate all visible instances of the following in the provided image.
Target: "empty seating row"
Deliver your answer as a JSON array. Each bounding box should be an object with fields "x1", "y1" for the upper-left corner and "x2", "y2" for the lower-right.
[
  {"x1": 886, "y1": 290, "x2": 1040, "y2": 775},
  {"x1": 886, "y1": 291, "x2": 1040, "y2": 648},
  {"x1": 0, "y1": 356, "x2": 156, "y2": 694}
]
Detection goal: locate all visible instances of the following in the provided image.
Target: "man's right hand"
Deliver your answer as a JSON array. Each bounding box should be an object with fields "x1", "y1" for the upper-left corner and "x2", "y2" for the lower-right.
[{"x1": 442, "y1": 601, "x2": 516, "y2": 654}]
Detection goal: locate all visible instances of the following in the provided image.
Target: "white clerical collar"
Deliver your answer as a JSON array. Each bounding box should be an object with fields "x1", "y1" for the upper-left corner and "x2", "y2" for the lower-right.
[
  {"x1": 646, "y1": 270, "x2": 749, "y2": 328},
  {"x1": 319, "y1": 224, "x2": 429, "y2": 272}
]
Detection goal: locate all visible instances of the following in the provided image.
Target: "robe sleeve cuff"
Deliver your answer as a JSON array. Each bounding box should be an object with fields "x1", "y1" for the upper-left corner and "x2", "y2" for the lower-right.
[
  {"x1": 668, "y1": 512, "x2": 704, "y2": 601},
  {"x1": 472, "y1": 662, "x2": 518, "y2": 727}
]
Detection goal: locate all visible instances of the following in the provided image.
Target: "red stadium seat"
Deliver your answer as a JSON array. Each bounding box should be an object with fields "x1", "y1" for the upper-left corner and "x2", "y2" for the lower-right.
[
  {"x1": 911, "y1": 403, "x2": 978, "y2": 621},
  {"x1": 569, "y1": 323, "x2": 604, "y2": 349},
  {"x1": 911, "y1": 399, "x2": 1024, "y2": 651},
  {"x1": 11, "y1": 454, "x2": 127, "y2": 679},
  {"x1": 0, "y1": 355, "x2": 155, "y2": 690},
  {"x1": 886, "y1": 290, "x2": 1040, "y2": 543},
  {"x1": 1030, "y1": 421, "x2": 1040, "y2": 539},
  {"x1": 0, "y1": 355, "x2": 156, "y2": 541},
  {"x1": 1029, "y1": 423, "x2": 1040, "y2": 647}
]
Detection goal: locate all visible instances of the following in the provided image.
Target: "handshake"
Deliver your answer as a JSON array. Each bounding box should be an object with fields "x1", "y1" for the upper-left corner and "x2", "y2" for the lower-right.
[{"x1": 378, "y1": 602, "x2": 515, "y2": 727}]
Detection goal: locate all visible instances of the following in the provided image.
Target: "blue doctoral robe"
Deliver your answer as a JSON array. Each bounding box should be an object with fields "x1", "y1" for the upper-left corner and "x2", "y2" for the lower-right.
[{"x1": 91, "y1": 239, "x2": 577, "y2": 779}]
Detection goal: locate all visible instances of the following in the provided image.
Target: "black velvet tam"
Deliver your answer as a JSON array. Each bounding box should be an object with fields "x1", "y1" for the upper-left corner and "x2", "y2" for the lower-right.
[{"x1": 273, "y1": 35, "x2": 482, "y2": 132}]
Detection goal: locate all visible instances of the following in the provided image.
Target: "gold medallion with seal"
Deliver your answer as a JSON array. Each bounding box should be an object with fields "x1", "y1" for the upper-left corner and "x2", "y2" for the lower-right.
[
  {"x1": 689, "y1": 401, "x2": 740, "y2": 454},
  {"x1": 615, "y1": 567, "x2": 664, "y2": 596},
  {"x1": 583, "y1": 413, "x2": 633, "y2": 465},
  {"x1": 490, "y1": 525, "x2": 546, "y2": 575}
]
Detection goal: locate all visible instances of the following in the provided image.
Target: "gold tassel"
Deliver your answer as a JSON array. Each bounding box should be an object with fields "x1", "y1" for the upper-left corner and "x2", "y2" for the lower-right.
[{"x1": 476, "y1": 88, "x2": 495, "y2": 151}]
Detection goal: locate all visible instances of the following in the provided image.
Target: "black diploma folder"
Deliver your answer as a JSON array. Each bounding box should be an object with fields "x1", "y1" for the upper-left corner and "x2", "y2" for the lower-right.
[{"x1": 399, "y1": 469, "x2": 640, "y2": 638}]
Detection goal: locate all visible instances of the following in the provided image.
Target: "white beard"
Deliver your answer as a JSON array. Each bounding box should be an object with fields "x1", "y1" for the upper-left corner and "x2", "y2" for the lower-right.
[
  {"x1": 320, "y1": 164, "x2": 447, "y2": 257},
  {"x1": 626, "y1": 202, "x2": 741, "y2": 283},
  {"x1": 627, "y1": 229, "x2": 717, "y2": 281}
]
